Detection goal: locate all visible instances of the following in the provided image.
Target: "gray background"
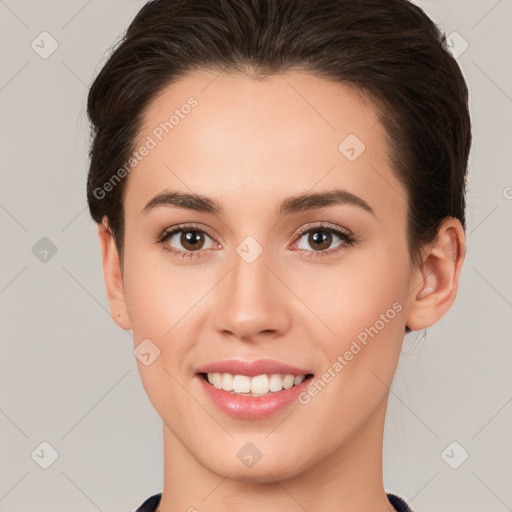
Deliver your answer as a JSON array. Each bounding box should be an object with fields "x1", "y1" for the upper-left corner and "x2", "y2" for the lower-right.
[{"x1": 1, "y1": 1, "x2": 511, "y2": 511}]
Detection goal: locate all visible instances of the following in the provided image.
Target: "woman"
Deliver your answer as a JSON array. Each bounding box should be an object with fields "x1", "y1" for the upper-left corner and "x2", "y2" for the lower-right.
[{"x1": 86, "y1": 0, "x2": 471, "y2": 510}]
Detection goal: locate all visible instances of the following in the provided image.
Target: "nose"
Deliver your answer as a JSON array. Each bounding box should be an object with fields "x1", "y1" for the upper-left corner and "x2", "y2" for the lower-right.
[{"x1": 212, "y1": 243, "x2": 292, "y2": 343}]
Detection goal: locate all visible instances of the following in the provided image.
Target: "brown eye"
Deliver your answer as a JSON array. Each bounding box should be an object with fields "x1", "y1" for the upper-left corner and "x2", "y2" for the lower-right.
[
  {"x1": 179, "y1": 230, "x2": 206, "y2": 251},
  {"x1": 159, "y1": 225, "x2": 217, "y2": 257},
  {"x1": 296, "y1": 227, "x2": 352, "y2": 253},
  {"x1": 307, "y1": 230, "x2": 333, "y2": 251}
]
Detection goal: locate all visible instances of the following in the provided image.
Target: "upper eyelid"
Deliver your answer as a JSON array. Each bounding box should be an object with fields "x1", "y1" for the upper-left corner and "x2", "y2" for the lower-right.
[
  {"x1": 161, "y1": 222, "x2": 352, "y2": 246},
  {"x1": 295, "y1": 222, "x2": 351, "y2": 236},
  {"x1": 162, "y1": 223, "x2": 216, "y2": 239}
]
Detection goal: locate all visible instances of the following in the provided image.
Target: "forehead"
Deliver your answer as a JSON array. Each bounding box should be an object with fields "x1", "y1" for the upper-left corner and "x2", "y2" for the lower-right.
[{"x1": 125, "y1": 70, "x2": 406, "y2": 222}]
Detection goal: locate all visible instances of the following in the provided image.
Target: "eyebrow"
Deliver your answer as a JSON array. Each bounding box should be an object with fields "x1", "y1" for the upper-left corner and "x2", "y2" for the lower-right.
[{"x1": 141, "y1": 188, "x2": 376, "y2": 218}]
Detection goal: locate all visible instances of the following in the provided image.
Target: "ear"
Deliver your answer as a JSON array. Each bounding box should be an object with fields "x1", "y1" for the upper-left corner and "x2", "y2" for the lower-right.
[
  {"x1": 405, "y1": 217, "x2": 466, "y2": 331},
  {"x1": 97, "y1": 217, "x2": 131, "y2": 331}
]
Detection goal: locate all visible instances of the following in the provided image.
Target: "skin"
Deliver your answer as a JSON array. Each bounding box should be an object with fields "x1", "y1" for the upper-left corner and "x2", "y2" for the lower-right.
[{"x1": 97, "y1": 70, "x2": 465, "y2": 512}]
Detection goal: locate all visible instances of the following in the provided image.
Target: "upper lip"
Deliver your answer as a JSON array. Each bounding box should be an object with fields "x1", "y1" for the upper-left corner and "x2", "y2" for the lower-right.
[{"x1": 196, "y1": 358, "x2": 314, "y2": 377}]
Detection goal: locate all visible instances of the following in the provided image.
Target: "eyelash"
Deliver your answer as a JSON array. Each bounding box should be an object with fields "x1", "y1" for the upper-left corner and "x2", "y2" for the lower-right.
[{"x1": 156, "y1": 222, "x2": 357, "y2": 259}]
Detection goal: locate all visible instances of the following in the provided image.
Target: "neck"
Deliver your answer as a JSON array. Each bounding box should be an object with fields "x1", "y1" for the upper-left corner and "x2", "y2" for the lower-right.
[{"x1": 157, "y1": 397, "x2": 395, "y2": 512}]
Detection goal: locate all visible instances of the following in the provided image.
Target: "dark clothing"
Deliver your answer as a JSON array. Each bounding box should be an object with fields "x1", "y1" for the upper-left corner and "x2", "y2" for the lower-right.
[{"x1": 135, "y1": 491, "x2": 414, "y2": 511}]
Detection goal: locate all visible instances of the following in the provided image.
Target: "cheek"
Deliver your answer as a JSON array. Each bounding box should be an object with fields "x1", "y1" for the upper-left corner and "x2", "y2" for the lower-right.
[
  {"x1": 334, "y1": 250, "x2": 409, "y2": 382},
  {"x1": 122, "y1": 257, "x2": 204, "y2": 416},
  {"x1": 122, "y1": 247, "x2": 218, "y2": 385},
  {"x1": 122, "y1": 238, "x2": 203, "y2": 335},
  {"x1": 297, "y1": 249, "x2": 408, "y2": 343},
  {"x1": 296, "y1": 254, "x2": 408, "y2": 416},
  {"x1": 301, "y1": 251, "x2": 409, "y2": 409}
]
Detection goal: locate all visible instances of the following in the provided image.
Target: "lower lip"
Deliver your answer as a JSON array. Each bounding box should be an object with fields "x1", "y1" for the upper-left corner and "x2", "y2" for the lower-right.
[{"x1": 198, "y1": 374, "x2": 313, "y2": 420}]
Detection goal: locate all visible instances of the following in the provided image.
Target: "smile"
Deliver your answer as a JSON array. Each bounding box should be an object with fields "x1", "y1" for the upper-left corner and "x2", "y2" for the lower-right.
[
  {"x1": 197, "y1": 372, "x2": 314, "y2": 419},
  {"x1": 202, "y1": 372, "x2": 311, "y2": 396}
]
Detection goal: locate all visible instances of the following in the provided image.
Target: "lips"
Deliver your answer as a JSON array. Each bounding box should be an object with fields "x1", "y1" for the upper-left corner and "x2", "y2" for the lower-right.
[
  {"x1": 195, "y1": 358, "x2": 314, "y2": 377},
  {"x1": 194, "y1": 358, "x2": 315, "y2": 419},
  {"x1": 197, "y1": 371, "x2": 314, "y2": 419}
]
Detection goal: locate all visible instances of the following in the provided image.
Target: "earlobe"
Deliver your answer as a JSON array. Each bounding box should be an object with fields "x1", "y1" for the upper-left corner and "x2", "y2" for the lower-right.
[
  {"x1": 97, "y1": 218, "x2": 132, "y2": 331},
  {"x1": 405, "y1": 217, "x2": 466, "y2": 331}
]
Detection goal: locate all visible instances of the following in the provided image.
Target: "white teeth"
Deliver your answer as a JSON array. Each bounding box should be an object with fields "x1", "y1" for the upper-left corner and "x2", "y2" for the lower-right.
[
  {"x1": 232, "y1": 374, "x2": 251, "y2": 393},
  {"x1": 221, "y1": 373, "x2": 234, "y2": 391},
  {"x1": 269, "y1": 374, "x2": 283, "y2": 392},
  {"x1": 205, "y1": 372, "x2": 308, "y2": 395},
  {"x1": 282, "y1": 374, "x2": 295, "y2": 389},
  {"x1": 251, "y1": 374, "x2": 269, "y2": 394},
  {"x1": 294, "y1": 375, "x2": 305, "y2": 385},
  {"x1": 212, "y1": 373, "x2": 223, "y2": 389}
]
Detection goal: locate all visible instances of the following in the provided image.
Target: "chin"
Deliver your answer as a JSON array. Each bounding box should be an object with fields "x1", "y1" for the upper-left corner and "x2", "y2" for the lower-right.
[{"x1": 204, "y1": 449, "x2": 306, "y2": 483}]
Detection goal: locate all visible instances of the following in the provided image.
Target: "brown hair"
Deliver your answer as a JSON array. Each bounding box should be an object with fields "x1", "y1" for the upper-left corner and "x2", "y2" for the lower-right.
[{"x1": 86, "y1": 0, "x2": 471, "y2": 272}]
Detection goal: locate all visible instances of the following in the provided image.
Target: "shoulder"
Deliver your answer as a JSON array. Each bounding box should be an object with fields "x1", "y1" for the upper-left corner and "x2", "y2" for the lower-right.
[
  {"x1": 387, "y1": 492, "x2": 415, "y2": 512},
  {"x1": 135, "y1": 491, "x2": 413, "y2": 512},
  {"x1": 134, "y1": 492, "x2": 162, "y2": 512}
]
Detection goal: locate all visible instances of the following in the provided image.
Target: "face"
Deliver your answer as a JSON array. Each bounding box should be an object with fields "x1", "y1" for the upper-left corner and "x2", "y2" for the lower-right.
[{"x1": 115, "y1": 70, "x2": 416, "y2": 481}]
